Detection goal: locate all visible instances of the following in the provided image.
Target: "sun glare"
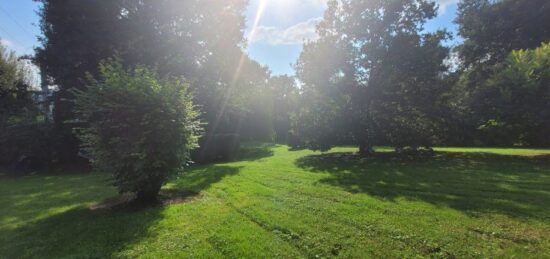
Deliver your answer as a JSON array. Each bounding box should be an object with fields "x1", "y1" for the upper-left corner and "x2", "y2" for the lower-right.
[{"x1": 247, "y1": 0, "x2": 268, "y2": 43}]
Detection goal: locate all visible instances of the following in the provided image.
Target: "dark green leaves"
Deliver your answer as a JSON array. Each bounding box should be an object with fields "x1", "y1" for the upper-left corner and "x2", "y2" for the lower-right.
[{"x1": 74, "y1": 60, "x2": 203, "y2": 200}]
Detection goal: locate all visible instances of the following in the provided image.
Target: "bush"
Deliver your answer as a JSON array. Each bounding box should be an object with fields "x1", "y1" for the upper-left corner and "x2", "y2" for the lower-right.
[
  {"x1": 0, "y1": 122, "x2": 53, "y2": 173},
  {"x1": 74, "y1": 61, "x2": 202, "y2": 202},
  {"x1": 192, "y1": 134, "x2": 240, "y2": 163}
]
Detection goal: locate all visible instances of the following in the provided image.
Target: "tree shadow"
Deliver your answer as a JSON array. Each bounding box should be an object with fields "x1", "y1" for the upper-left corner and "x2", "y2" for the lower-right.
[
  {"x1": 170, "y1": 165, "x2": 242, "y2": 192},
  {"x1": 295, "y1": 152, "x2": 550, "y2": 222},
  {"x1": 232, "y1": 143, "x2": 275, "y2": 162},
  {"x1": 0, "y1": 163, "x2": 244, "y2": 257},
  {"x1": 0, "y1": 173, "x2": 165, "y2": 258},
  {"x1": 192, "y1": 142, "x2": 275, "y2": 165},
  {"x1": 0, "y1": 206, "x2": 164, "y2": 258},
  {"x1": 0, "y1": 174, "x2": 117, "y2": 228}
]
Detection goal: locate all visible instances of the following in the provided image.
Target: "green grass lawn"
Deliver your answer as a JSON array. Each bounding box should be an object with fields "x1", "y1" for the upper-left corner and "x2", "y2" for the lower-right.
[{"x1": 1, "y1": 145, "x2": 550, "y2": 258}]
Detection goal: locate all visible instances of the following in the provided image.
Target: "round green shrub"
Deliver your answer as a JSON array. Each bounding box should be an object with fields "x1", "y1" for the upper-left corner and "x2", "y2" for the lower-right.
[{"x1": 74, "y1": 61, "x2": 202, "y2": 202}]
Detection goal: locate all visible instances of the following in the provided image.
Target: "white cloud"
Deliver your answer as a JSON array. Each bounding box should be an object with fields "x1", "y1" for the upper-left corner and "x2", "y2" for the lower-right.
[
  {"x1": 298, "y1": 0, "x2": 329, "y2": 8},
  {"x1": 435, "y1": 0, "x2": 459, "y2": 15},
  {"x1": 249, "y1": 17, "x2": 322, "y2": 45},
  {"x1": 0, "y1": 38, "x2": 14, "y2": 48},
  {"x1": 247, "y1": 0, "x2": 457, "y2": 46}
]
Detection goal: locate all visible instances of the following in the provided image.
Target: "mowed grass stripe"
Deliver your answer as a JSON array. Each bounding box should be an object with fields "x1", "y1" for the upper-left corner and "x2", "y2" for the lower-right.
[{"x1": 1, "y1": 145, "x2": 550, "y2": 258}]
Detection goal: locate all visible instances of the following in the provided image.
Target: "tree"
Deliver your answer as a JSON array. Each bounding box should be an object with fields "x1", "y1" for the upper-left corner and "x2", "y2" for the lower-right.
[
  {"x1": 454, "y1": 0, "x2": 550, "y2": 145},
  {"x1": 201, "y1": 54, "x2": 274, "y2": 141},
  {"x1": 0, "y1": 41, "x2": 36, "y2": 129},
  {"x1": 34, "y1": 0, "x2": 249, "y2": 162},
  {"x1": 73, "y1": 61, "x2": 202, "y2": 202},
  {"x1": 294, "y1": 0, "x2": 450, "y2": 154},
  {"x1": 475, "y1": 42, "x2": 550, "y2": 147},
  {"x1": 268, "y1": 75, "x2": 299, "y2": 143},
  {"x1": 456, "y1": 0, "x2": 550, "y2": 68}
]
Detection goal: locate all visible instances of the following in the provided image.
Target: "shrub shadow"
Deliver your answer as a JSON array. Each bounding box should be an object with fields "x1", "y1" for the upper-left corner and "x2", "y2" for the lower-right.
[{"x1": 295, "y1": 152, "x2": 550, "y2": 221}]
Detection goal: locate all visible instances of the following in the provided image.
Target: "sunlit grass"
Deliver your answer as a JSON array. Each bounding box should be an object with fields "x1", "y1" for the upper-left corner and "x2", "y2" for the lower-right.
[
  {"x1": 1, "y1": 145, "x2": 550, "y2": 258},
  {"x1": 434, "y1": 147, "x2": 550, "y2": 156}
]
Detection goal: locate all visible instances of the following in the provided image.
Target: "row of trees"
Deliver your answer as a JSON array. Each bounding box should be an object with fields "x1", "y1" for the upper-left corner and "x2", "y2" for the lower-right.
[
  {"x1": 32, "y1": 0, "x2": 299, "y2": 165},
  {"x1": 1, "y1": 0, "x2": 548, "y2": 200},
  {"x1": 3, "y1": 0, "x2": 549, "y2": 162},
  {"x1": 291, "y1": 0, "x2": 550, "y2": 152},
  {"x1": 2, "y1": 0, "x2": 301, "y2": 200}
]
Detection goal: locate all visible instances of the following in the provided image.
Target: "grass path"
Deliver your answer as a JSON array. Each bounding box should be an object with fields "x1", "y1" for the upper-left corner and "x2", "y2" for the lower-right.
[{"x1": 1, "y1": 145, "x2": 550, "y2": 258}]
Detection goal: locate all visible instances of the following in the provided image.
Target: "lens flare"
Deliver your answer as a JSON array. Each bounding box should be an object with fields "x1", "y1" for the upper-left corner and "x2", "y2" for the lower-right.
[
  {"x1": 209, "y1": 1, "x2": 269, "y2": 136},
  {"x1": 247, "y1": 0, "x2": 268, "y2": 44}
]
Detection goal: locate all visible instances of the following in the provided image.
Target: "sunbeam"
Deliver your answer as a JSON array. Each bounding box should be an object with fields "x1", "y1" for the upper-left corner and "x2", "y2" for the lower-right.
[
  {"x1": 208, "y1": 0, "x2": 268, "y2": 136},
  {"x1": 246, "y1": 0, "x2": 268, "y2": 44}
]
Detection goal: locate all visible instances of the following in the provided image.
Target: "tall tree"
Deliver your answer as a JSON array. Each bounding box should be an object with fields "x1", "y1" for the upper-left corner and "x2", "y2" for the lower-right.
[
  {"x1": 454, "y1": 0, "x2": 550, "y2": 146},
  {"x1": 294, "y1": 0, "x2": 450, "y2": 154},
  {"x1": 34, "y1": 0, "x2": 249, "y2": 162},
  {"x1": 457, "y1": 0, "x2": 550, "y2": 68},
  {"x1": 268, "y1": 75, "x2": 299, "y2": 143},
  {"x1": 475, "y1": 42, "x2": 550, "y2": 147}
]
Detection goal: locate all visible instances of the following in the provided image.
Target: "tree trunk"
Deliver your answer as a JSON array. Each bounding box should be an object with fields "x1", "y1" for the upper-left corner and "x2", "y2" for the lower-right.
[
  {"x1": 136, "y1": 183, "x2": 162, "y2": 204},
  {"x1": 358, "y1": 141, "x2": 374, "y2": 156}
]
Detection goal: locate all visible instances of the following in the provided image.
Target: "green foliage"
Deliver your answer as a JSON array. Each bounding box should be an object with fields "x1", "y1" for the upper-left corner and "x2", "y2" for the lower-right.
[
  {"x1": 0, "y1": 41, "x2": 44, "y2": 169},
  {"x1": 294, "y1": 0, "x2": 450, "y2": 153},
  {"x1": 73, "y1": 61, "x2": 202, "y2": 201},
  {"x1": 34, "y1": 0, "x2": 251, "y2": 161},
  {"x1": 451, "y1": 0, "x2": 550, "y2": 147},
  {"x1": 291, "y1": 88, "x2": 349, "y2": 151},
  {"x1": 456, "y1": 0, "x2": 550, "y2": 68},
  {"x1": 192, "y1": 134, "x2": 241, "y2": 163},
  {"x1": 268, "y1": 75, "x2": 299, "y2": 143},
  {"x1": 0, "y1": 41, "x2": 36, "y2": 129},
  {"x1": 475, "y1": 42, "x2": 550, "y2": 146},
  {"x1": 0, "y1": 122, "x2": 53, "y2": 169}
]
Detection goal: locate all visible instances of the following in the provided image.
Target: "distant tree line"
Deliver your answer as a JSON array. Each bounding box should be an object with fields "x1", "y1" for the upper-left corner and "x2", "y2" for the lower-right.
[
  {"x1": 291, "y1": 0, "x2": 550, "y2": 152},
  {"x1": 1, "y1": 0, "x2": 549, "y2": 170},
  {"x1": 4, "y1": 0, "x2": 296, "y2": 165}
]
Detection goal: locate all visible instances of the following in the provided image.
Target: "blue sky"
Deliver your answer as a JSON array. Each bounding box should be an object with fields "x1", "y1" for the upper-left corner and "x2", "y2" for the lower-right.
[{"x1": 0, "y1": 0, "x2": 460, "y2": 76}]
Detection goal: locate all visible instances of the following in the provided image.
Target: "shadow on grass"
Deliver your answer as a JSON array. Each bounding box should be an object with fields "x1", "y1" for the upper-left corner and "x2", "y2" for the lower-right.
[
  {"x1": 0, "y1": 165, "x2": 243, "y2": 257},
  {"x1": 0, "y1": 174, "x2": 117, "y2": 228},
  {"x1": 232, "y1": 143, "x2": 275, "y2": 162},
  {"x1": 170, "y1": 165, "x2": 242, "y2": 193},
  {"x1": 296, "y1": 152, "x2": 550, "y2": 221},
  {"x1": 0, "y1": 206, "x2": 164, "y2": 258},
  {"x1": 0, "y1": 174, "x2": 165, "y2": 258}
]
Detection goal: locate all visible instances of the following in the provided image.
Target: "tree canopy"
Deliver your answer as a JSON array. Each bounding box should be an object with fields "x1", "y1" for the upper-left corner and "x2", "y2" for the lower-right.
[
  {"x1": 34, "y1": 0, "x2": 271, "y2": 161},
  {"x1": 293, "y1": 0, "x2": 451, "y2": 153}
]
